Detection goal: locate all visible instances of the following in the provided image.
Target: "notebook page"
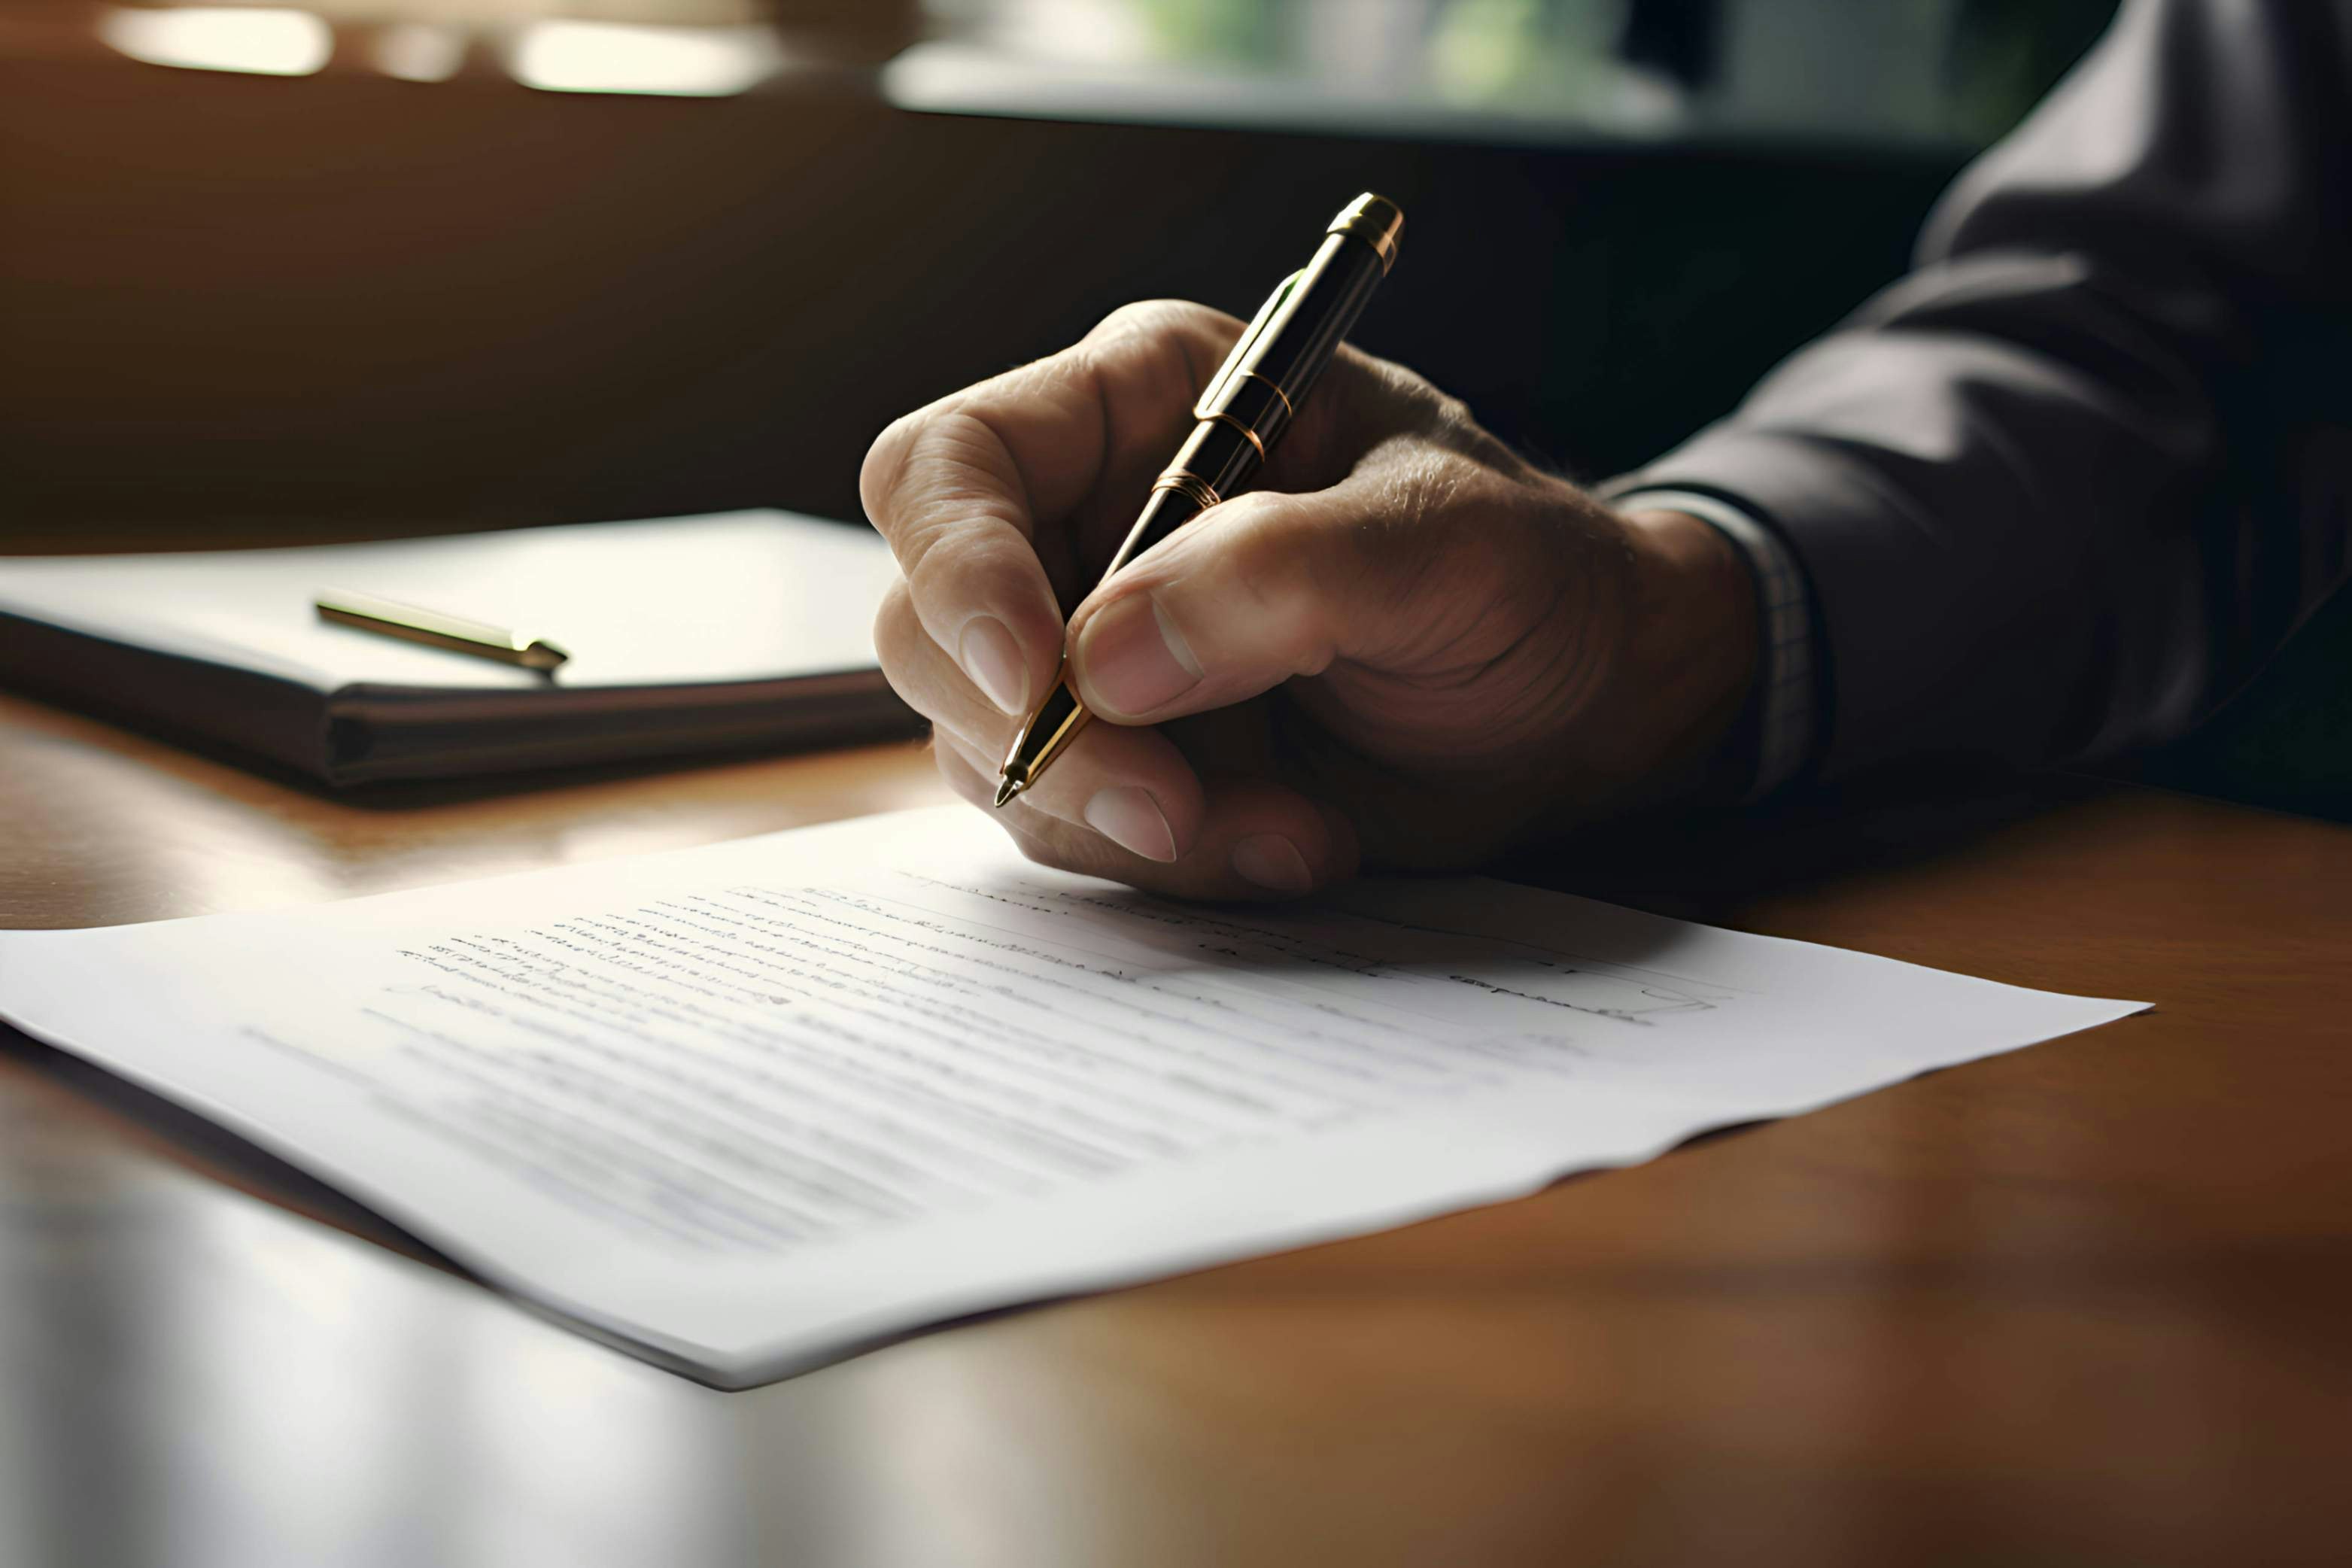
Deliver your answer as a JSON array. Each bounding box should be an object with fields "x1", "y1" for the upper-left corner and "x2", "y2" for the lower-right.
[{"x1": 0, "y1": 512, "x2": 894, "y2": 693}]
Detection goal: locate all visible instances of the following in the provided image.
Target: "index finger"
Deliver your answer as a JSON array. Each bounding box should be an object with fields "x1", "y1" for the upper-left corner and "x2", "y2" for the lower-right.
[{"x1": 857, "y1": 300, "x2": 1240, "y2": 716}]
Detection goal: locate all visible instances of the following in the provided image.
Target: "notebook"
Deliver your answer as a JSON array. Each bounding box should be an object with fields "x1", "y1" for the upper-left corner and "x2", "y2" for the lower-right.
[{"x1": 0, "y1": 512, "x2": 918, "y2": 784}]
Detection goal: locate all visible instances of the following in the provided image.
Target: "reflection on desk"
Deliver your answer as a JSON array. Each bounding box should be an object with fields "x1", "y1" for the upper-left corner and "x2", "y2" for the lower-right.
[{"x1": 2, "y1": 690, "x2": 2348, "y2": 1567}]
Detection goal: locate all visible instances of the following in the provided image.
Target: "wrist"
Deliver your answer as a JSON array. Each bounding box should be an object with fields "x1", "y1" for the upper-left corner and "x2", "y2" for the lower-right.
[{"x1": 1611, "y1": 506, "x2": 1761, "y2": 804}]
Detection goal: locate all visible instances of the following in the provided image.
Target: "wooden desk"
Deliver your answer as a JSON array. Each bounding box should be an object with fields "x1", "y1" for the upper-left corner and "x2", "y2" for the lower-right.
[{"x1": 2, "y1": 688, "x2": 2346, "y2": 1567}]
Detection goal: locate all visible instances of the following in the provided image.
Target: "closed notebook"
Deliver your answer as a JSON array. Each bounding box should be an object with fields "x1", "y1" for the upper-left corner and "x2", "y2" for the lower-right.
[{"x1": 0, "y1": 511, "x2": 917, "y2": 785}]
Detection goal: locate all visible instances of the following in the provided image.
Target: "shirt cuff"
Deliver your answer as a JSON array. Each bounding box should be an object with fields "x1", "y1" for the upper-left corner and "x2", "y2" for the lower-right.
[{"x1": 1603, "y1": 484, "x2": 1818, "y2": 801}]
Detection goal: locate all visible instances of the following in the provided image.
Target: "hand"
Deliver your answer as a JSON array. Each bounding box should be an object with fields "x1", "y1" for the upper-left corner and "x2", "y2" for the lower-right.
[{"x1": 860, "y1": 300, "x2": 1757, "y2": 899}]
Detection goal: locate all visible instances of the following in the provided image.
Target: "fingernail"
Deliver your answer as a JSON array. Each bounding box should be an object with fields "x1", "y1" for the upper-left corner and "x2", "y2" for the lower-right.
[
  {"x1": 1083, "y1": 786, "x2": 1177, "y2": 862},
  {"x1": 1231, "y1": 834, "x2": 1313, "y2": 893},
  {"x1": 1078, "y1": 594, "x2": 1202, "y2": 718},
  {"x1": 959, "y1": 616, "x2": 1028, "y2": 715}
]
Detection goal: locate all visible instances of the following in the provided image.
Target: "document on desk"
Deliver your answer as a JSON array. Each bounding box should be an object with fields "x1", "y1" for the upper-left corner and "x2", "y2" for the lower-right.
[{"x1": 0, "y1": 807, "x2": 2144, "y2": 1386}]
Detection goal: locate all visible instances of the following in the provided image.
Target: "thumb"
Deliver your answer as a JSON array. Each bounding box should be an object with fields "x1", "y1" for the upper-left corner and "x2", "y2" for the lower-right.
[{"x1": 1065, "y1": 485, "x2": 1408, "y2": 724}]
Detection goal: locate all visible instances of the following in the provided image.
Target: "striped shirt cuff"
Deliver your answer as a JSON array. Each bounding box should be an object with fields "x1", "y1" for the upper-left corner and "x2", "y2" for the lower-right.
[{"x1": 1605, "y1": 485, "x2": 1817, "y2": 801}]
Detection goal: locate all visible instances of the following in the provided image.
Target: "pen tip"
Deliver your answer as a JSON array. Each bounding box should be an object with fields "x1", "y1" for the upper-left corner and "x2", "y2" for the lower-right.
[{"x1": 992, "y1": 776, "x2": 1023, "y2": 810}]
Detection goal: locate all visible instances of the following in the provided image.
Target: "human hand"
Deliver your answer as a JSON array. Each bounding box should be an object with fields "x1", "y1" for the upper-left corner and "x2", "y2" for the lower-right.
[{"x1": 860, "y1": 300, "x2": 1757, "y2": 899}]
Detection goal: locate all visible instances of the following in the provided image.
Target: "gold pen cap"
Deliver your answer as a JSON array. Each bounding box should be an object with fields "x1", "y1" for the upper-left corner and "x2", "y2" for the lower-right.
[{"x1": 1327, "y1": 193, "x2": 1405, "y2": 273}]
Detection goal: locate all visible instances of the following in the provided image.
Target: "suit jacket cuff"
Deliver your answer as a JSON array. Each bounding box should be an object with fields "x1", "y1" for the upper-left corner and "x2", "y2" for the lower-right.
[
  {"x1": 1611, "y1": 424, "x2": 1962, "y2": 782},
  {"x1": 1603, "y1": 481, "x2": 1818, "y2": 801}
]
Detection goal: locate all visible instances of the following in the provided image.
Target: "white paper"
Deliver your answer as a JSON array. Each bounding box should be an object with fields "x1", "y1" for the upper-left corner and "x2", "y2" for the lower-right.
[{"x1": 0, "y1": 807, "x2": 2145, "y2": 1385}]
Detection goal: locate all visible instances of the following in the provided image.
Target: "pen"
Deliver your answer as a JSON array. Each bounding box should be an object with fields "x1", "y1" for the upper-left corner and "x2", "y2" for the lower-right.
[
  {"x1": 315, "y1": 588, "x2": 570, "y2": 672},
  {"x1": 995, "y1": 190, "x2": 1405, "y2": 807}
]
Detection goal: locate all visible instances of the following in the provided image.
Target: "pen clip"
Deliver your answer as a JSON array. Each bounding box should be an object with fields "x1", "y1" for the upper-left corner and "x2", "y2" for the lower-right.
[{"x1": 1195, "y1": 269, "x2": 1302, "y2": 421}]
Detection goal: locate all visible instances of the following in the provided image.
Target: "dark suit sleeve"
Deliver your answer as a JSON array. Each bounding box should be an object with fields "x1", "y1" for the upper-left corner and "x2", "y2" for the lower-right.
[{"x1": 1619, "y1": 0, "x2": 2352, "y2": 780}]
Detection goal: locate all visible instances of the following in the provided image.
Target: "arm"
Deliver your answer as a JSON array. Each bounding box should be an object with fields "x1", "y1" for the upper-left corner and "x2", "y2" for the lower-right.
[{"x1": 1619, "y1": 0, "x2": 2352, "y2": 780}]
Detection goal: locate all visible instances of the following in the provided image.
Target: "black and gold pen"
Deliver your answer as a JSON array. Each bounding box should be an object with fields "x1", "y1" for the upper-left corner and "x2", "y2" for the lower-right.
[{"x1": 994, "y1": 191, "x2": 1405, "y2": 807}]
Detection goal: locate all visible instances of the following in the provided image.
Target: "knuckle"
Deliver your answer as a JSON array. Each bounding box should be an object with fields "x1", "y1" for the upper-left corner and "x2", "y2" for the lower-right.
[
  {"x1": 1352, "y1": 345, "x2": 1438, "y2": 407},
  {"x1": 862, "y1": 406, "x2": 1000, "y2": 554},
  {"x1": 1091, "y1": 298, "x2": 1226, "y2": 342},
  {"x1": 1394, "y1": 446, "x2": 1466, "y2": 526},
  {"x1": 1429, "y1": 391, "x2": 1478, "y2": 434},
  {"x1": 904, "y1": 409, "x2": 1020, "y2": 504},
  {"x1": 1090, "y1": 299, "x2": 1171, "y2": 338},
  {"x1": 904, "y1": 521, "x2": 1015, "y2": 613},
  {"x1": 968, "y1": 351, "x2": 1080, "y2": 412},
  {"x1": 858, "y1": 412, "x2": 917, "y2": 525},
  {"x1": 1085, "y1": 299, "x2": 1246, "y2": 392},
  {"x1": 1293, "y1": 351, "x2": 1438, "y2": 475},
  {"x1": 880, "y1": 414, "x2": 1032, "y2": 567},
  {"x1": 871, "y1": 582, "x2": 922, "y2": 668}
]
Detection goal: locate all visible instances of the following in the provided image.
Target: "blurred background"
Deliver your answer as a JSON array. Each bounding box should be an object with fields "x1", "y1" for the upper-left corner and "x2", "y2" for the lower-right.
[{"x1": 0, "y1": 0, "x2": 2120, "y2": 548}]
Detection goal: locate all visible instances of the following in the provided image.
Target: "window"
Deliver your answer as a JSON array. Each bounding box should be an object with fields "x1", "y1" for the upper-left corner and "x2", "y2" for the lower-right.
[{"x1": 910, "y1": 0, "x2": 2120, "y2": 147}]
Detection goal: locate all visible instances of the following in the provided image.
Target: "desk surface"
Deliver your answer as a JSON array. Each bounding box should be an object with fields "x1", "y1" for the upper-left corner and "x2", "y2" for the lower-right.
[{"x1": 2, "y1": 688, "x2": 2346, "y2": 1568}]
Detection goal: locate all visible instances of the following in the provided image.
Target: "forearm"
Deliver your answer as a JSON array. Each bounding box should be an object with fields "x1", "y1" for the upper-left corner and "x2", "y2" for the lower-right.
[{"x1": 1617, "y1": 0, "x2": 2352, "y2": 782}]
